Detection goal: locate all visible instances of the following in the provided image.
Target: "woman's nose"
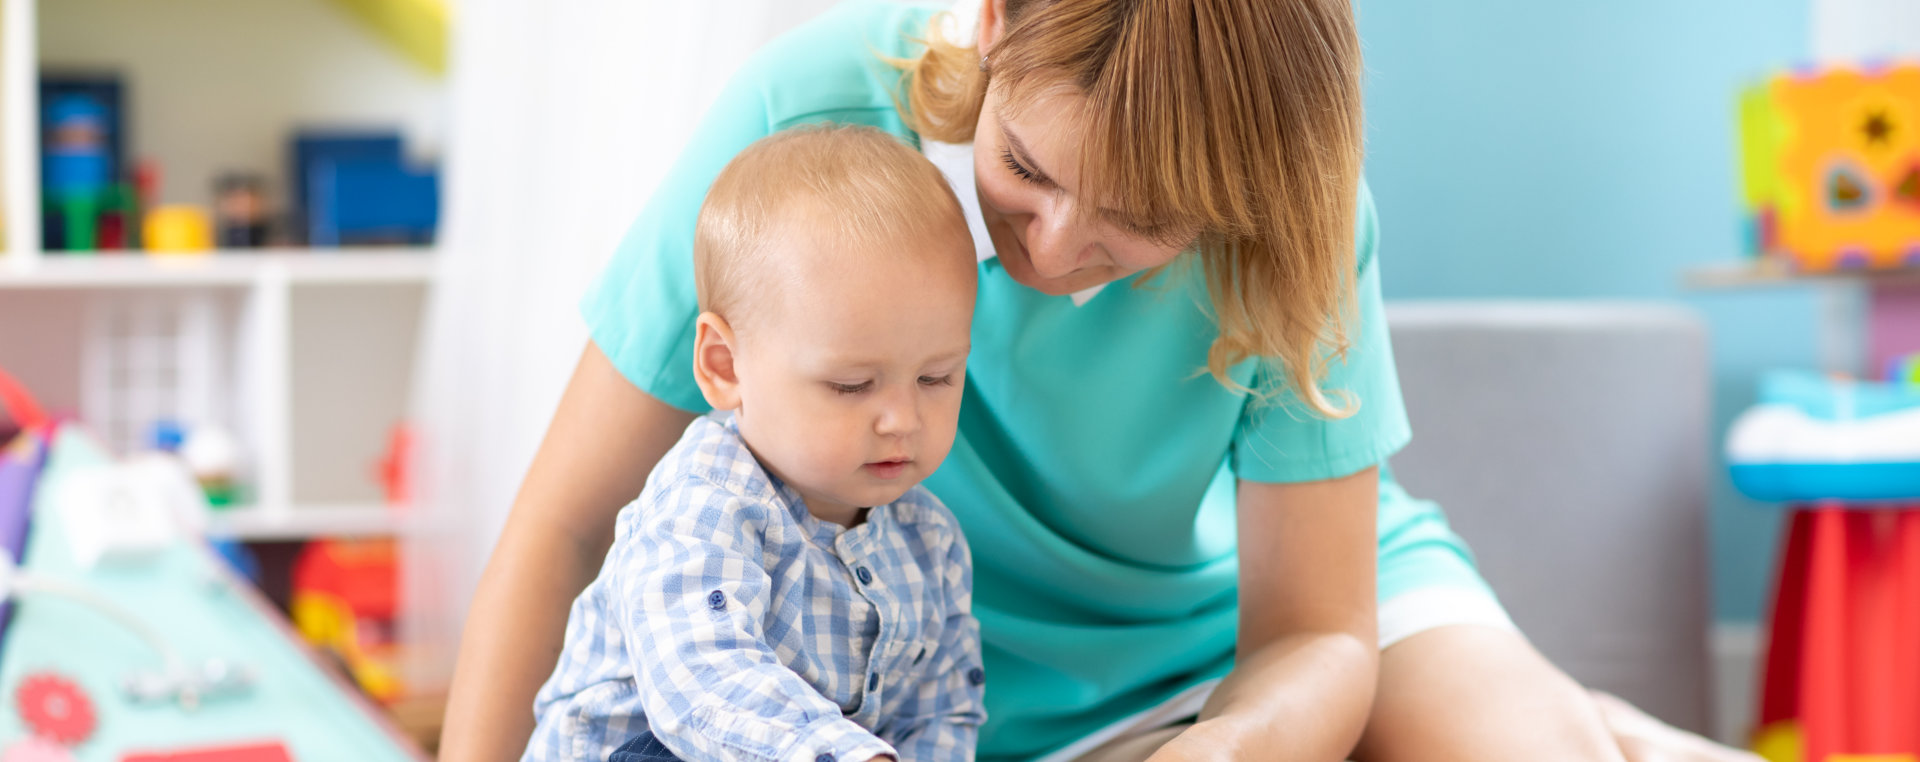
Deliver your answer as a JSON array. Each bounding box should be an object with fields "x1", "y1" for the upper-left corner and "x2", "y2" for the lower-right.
[{"x1": 1024, "y1": 208, "x2": 1097, "y2": 279}]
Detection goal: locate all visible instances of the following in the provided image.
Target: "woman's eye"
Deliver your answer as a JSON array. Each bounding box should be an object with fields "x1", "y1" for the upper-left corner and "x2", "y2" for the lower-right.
[
  {"x1": 1000, "y1": 147, "x2": 1041, "y2": 185},
  {"x1": 918, "y1": 375, "x2": 954, "y2": 387},
  {"x1": 829, "y1": 381, "x2": 873, "y2": 395}
]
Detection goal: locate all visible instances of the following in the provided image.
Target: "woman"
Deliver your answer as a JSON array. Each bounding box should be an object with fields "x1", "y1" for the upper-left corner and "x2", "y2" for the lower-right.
[{"x1": 442, "y1": 1, "x2": 1758, "y2": 760}]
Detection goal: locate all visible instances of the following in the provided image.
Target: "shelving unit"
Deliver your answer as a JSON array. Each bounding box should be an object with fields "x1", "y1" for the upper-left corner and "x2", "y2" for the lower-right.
[
  {"x1": 0, "y1": 0, "x2": 444, "y2": 541},
  {"x1": 0, "y1": 248, "x2": 435, "y2": 288}
]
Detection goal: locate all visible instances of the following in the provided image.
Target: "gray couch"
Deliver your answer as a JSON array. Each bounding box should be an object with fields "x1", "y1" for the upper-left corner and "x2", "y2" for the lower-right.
[{"x1": 1385, "y1": 301, "x2": 1713, "y2": 733}]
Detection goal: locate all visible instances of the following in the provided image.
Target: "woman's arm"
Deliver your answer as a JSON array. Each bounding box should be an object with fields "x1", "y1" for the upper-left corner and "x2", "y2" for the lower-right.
[
  {"x1": 1152, "y1": 466, "x2": 1381, "y2": 761},
  {"x1": 439, "y1": 342, "x2": 697, "y2": 762}
]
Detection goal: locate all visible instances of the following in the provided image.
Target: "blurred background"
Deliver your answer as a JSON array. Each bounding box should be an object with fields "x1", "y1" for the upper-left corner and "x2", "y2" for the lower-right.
[{"x1": 0, "y1": 0, "x2": 1915, "y2": 758}]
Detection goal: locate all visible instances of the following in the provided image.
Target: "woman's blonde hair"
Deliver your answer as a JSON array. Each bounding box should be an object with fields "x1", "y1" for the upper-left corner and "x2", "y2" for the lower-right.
[{"x1": 898, "y1": 0, "x2": 1366, "y2": 417}]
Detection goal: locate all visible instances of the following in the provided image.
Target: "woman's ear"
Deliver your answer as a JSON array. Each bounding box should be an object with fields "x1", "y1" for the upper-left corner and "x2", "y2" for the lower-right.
[
  {"x1": 978, "y1": 0, "x2": 1008, "y2": 54},
  {"x1": 692, "y1": 312, "x2": 743, "y2": 411}
]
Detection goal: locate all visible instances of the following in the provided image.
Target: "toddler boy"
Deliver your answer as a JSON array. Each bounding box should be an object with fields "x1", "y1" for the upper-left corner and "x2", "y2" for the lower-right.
[{"x1": 523, "y1": 124, "x2": 984, "y2": 762}]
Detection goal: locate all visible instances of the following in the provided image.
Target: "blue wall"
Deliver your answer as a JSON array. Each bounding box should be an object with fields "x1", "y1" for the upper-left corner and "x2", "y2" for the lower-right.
[{"x1": 1355, "y1": 0, "x2": 1812, "y2": 622}]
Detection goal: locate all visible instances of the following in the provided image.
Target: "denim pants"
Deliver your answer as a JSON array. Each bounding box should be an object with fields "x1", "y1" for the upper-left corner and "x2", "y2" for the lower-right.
[{"x1": 609, "y1": 731, "x2": 682, "y2": 762}]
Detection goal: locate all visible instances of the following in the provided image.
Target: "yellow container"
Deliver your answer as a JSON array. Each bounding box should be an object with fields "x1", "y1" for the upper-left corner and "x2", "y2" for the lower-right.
[{"x1": 143, "y1": 205, "x2": 214, "y2": 254}]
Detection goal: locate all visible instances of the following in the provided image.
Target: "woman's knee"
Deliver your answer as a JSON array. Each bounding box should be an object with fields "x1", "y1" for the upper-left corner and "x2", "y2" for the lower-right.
[{"x1": 1351, "y1": 624, "x2": 1624, "y2": 762}]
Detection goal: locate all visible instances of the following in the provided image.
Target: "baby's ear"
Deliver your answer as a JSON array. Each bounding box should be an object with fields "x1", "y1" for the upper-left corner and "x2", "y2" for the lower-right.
[{"x1": 692, "y1": 312, "x2": 743, "y2": 411}]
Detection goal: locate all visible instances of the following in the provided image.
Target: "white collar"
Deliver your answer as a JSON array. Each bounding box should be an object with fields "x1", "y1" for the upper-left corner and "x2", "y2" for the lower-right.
[{"x1": 921, "y1": 139, "x2": 1108, "y2": 307}]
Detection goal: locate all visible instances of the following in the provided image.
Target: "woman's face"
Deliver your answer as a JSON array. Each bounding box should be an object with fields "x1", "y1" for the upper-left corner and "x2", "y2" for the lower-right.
[{"x1": 969, "y1": 83, "x2": 1191, "y2": 296}]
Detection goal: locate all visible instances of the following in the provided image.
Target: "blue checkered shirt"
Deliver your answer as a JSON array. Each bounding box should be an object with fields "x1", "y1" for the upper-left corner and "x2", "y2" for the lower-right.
[{"x1": 525, "y1": 416, "x2": 985, "y2": 762}]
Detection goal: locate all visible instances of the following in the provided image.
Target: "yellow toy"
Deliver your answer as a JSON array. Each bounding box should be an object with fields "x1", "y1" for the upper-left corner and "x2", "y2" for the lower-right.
[{"x1": 1741, "y1": 63, "x2": 1920, "y2": 271}]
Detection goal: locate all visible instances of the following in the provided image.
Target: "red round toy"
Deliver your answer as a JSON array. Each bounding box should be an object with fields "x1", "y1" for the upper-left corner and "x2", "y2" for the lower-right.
[{"x1": 15, "y1": 673, "x2": 94, "y2": 745}]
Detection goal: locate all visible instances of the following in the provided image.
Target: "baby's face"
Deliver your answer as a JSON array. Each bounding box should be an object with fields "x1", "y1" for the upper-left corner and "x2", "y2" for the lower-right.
[{"x1": 730, "y1": 228, "x2": 976, "y2": 521}]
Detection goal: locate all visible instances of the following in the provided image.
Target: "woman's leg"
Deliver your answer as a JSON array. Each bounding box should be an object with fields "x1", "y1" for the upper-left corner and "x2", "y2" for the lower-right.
[
  {"x1": 1349, "y1": 625, "x2": 1763, "y2": 762},
  {"x1": 1351, "y1": 624, "x2": 1623, "y2": 761}
]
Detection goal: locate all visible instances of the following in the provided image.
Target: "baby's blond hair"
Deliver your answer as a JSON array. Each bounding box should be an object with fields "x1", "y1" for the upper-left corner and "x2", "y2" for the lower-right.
[{"x1": 695, "y1": 124, "x2": 970, "y2": 326}]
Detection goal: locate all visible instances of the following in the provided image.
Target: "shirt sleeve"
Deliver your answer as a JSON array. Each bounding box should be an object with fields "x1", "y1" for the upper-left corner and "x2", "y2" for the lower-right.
[
  {"x1": 1230, "y1": 181, "x2": 1413, "y2": 483},
  {"x1": 888, "y1": 513, "x2": 986, "y2": 762},
  {"x1": 617, "y1": 482, "x2": 898, "y2": 762}
]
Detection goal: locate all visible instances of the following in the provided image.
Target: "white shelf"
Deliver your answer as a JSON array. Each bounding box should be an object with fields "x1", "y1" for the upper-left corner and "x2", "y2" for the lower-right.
[
  {"x1": 1686, "y1": 260, "x2": 1920, "y2": 290},
  {"x1": 204, "y1": 502, "x2": 432, "y2": 541},
  {"x1": 0, "y1": 248, "x2": 436, "y2": 289}
]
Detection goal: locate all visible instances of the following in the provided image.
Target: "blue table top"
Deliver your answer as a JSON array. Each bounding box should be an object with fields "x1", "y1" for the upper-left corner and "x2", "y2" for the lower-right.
[{"x1": 0, "y1": 427, "x2": 423, "y2": 761}]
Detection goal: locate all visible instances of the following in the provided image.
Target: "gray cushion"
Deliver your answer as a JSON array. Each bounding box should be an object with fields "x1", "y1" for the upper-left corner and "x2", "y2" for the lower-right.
[{"x1": 1385, "y1": 301, "x2": 1712, "y2": 732}]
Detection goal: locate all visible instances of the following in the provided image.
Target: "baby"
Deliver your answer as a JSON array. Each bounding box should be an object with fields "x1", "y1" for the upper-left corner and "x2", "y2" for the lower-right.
[{"x1": 523, "y1": 124, "x2": 984, "y2": 762}]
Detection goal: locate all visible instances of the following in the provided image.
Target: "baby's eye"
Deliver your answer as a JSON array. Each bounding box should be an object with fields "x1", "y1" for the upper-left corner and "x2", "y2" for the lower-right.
[
  {"x1": 918, "y1": 375, "x2": 955, "y2": 387},
  {"x1": 829, "y1": 381, "x2": 873, "y2": 395}
]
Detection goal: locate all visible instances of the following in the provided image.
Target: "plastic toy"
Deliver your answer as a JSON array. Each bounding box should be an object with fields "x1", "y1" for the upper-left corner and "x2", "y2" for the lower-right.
[
  {"x1": 1727, "y1": 372, "x2": 1920, "y2": 502},
  {"x1": 1729, "y1": 371, "x2": 1920, "y2": 761},
  {"x1": 15, "y1": 672, "x2": 95, "y2": 745},
  {"x1": 1892, "y1": 352, "x2": 1920, "y2": 385},
  {"x1": 372, "y1": 423, "x2": 412, "y2": 506},
  {"x1": 52, "y1": 455, "x2": 209, "y2": 569},
  {"x1": 213, "y1": 174, "x2": 269, "y2": 248},
  {"x1": 39, "y1": 74, "x2": 137, "y2": 253},
  {"x1": 142, "y1": 206, "x2": 214, "y2": 254},
  {"x1": 179, "y1": 425, "x2": 241, "y2": 508},
  {"x1": 290, "y1": 131, "x2": 438, "y2": 246},
  {"x1": 291, "y1": 539, "x2": 404, "y2": 701},
  {"x1": 1740, "y1": 62, "x2": 1920, "y2": 271}
]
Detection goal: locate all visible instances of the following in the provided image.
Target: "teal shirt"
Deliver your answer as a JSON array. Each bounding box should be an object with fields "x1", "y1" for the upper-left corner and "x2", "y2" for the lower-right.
[{"x1": 582, "y1": 3, "x2": 1452, "y2": 757}]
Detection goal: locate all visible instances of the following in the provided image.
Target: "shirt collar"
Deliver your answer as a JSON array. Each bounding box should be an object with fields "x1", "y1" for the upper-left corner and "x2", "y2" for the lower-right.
[{"x1": 920, "y1": 139, "x2": 1108, "y2": 307}]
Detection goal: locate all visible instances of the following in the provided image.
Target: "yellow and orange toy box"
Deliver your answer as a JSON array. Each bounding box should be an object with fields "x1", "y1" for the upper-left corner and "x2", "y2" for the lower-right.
[{"x1": 1741, "y1": 62, "x2": 1920, "y2": 271}]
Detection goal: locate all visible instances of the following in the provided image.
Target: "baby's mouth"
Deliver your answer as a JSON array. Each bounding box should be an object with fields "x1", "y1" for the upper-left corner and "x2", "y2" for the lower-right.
[{"x1": 863, "y1": 458, "x2": 912, "y2": 478}]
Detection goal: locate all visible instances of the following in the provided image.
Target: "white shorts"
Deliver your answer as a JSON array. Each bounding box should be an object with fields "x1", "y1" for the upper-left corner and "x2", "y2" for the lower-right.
[{"x1": 1033, "y1": 587, "x2": 1519, "y2": 762}]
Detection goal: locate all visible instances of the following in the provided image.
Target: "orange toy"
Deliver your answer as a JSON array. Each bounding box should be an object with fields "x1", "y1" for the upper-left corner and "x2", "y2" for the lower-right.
[{"x1": 1742, "y1": 63, "x2": 1920, "y2": 271}]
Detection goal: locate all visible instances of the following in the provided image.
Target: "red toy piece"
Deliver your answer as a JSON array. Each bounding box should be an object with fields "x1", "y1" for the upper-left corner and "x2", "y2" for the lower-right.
[
  {"x1": 120, "y1": 741, "x2": 293, "y2": 762},
  {"x1": 15, "y1": 673, "x2": 95, "y2": 745}
]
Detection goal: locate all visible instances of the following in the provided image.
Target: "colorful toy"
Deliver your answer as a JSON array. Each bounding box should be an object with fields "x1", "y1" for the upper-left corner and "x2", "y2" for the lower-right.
[
  {"x1": 213, "y1": 174, "x2": 270, "y2": 248},
  {"x1": 1740, "y1": 62, "x2": 1920, "y2": 271},
  {"x1": 15, "y1": 672, "x2": 95, "y2": 745},
  {"x1": 1728, "y1": 371, "x2": 1920, "y2": 502},
  {"x1": 1729, "y1": 371, "x2": 1920, "y2": 762},
  {"x1": 290, "y1": 131, "x2": 438, "y2": 246},
  {"x1": 141, "y1": 206, "x2": 214, "y2": 254},
  {"x1": 372, "y1": 423, "x2": 412, "y2": 506},
  {"x1": 1892, "y1": 352, "x2": 1920, "y2": 385},
  {"x1": 290, "y1": 538, "x2": 404, "y2": 702},
  {"x1": 39, "y1": 75, "x2": 138, "y2": 253}
]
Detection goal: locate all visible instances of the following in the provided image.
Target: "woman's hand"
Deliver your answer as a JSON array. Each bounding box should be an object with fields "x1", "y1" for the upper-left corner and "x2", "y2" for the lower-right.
[{"x1": 1173, "y1": 466, "x2": 1380, "y2": 761}]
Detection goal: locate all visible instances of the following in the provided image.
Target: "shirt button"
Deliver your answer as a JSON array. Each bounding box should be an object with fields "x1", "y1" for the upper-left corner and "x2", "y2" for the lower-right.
[
  {"x1": 856, "y1": 567, "x2": 873, "y2": 585},
  {"x1": 815, "y1": 755, "x2": 835, "y2": 762},
  {"x1": 707, "y1": 590, "x2": 726, "y2": 610},
  {"x1": 913, "y1": 647, "x2": 927, "y2": 665},
  {"x1": 967, "y1": 667, "x2": 985, "y2": 686},
  {"x1": 868, "y1": 673, "x2": 879, "y2": 691}
]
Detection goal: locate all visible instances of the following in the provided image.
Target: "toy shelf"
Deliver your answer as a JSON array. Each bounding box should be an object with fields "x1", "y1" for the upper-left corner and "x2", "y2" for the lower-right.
[
  {"x1": 1684, "y1": 261, "x2": 1920, "y2": 289},
  {"x1": 0, "y1": 0, "x2": 443, "y2": 543},
  {"x1": 206, "y1": 502, "x2": 438, "y2": 542},
  {"x1": 0, "y1": 248, "x2": 435, "y2": 288}
]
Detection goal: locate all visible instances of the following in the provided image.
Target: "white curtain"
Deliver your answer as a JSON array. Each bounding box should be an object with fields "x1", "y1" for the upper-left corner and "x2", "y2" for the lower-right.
[{"x1": 403, "y1": 0, "x2": 853, "y2": 689}]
